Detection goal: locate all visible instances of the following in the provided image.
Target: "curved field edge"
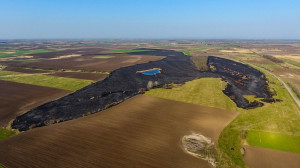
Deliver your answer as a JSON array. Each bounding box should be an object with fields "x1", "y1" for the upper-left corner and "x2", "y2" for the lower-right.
[{"x1": 146, "y1": 73, "x2": 300, "y2": 167}]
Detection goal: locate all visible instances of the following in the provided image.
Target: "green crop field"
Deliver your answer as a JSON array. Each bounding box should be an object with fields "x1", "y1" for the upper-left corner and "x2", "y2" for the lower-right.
[
  {"x1": 245, "y1": 53, "x2": 257, "y2": 55},
  {"x1": 177, "y1": 50, "x2": 191, "y2": 56},
  {"x1": 94, "y1": 56, "x2": 115, "y2": 59},
  {"x1": 146, "y1": 78, "x2": 237, "y2": 111},
  {"x1": 0, "y1": 128, "x2": 16, "y2": 141},
  {"x1": 247, "y1": 131, "x2": 300, "y2": 153},
  {"x1": 146, "y1": 71, "x2": 300, "y2": 167},
  {"x1": 282, "y1": 58, "x2": 300, "y2": 68},
  {"x1": 0, "y1": 70, "x2": 93, "y2": 91},
  {"x1": 0, "y1": 49, "x2": 58, "y2": 58},
  {"x1": 6, "y1": 59, "x2": 39, "y2": 62}
]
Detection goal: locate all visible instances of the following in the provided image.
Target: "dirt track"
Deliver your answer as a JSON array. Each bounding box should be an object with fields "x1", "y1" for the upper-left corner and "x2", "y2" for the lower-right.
[
  {"x1": 11, "y1": 49, "x2": 272, "y2": 131},
  {"x1": 244, "y1": 145, "x2": 300, "y2": 168},
  {"x1": 0, "y1": 95, "x2": 238, "y2": 168},
  {"x1": 0, "y1": 80, "x2": 70, "y2": 127}
]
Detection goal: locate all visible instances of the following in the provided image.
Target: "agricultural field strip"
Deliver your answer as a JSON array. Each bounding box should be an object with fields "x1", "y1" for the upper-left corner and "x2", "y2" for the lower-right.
[
  {"x1": 246, "y1": 130, "x2": 300, "y2": 153},
  {"x1": 0, "y1": 70, "x2": 93, "y2": 91},
  {"x1": 0, "y1": 49, "x2": 59, "y2": 58}
]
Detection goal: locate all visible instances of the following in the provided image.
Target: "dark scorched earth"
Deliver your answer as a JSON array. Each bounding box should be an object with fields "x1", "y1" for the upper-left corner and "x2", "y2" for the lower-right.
[{"x1": 12, "y1": 49, "x2": 273, "y2": 131}]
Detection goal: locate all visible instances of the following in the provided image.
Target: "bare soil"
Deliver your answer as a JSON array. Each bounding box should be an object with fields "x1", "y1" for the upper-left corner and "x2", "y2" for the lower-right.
[
  {"x1": 0, "y1": 80, "x2": 70, "y2": 127},
  {"x1": 0, "y1": 95, "x2": 237, "y2": 168},
  {"x1": 4, "y1": 67, "x2": 47, "y2": 73},
  {"x1": 48, "y1": 72, "x2": 108, "y2": 81},
  {"x1": 244, "y1": 145, "x2": 300, "y2": 168}
]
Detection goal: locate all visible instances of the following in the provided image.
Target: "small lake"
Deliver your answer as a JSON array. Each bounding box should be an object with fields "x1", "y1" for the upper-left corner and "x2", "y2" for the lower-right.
[{"x1": 141, "y1": 69, "x2": 161, "y2": 76}]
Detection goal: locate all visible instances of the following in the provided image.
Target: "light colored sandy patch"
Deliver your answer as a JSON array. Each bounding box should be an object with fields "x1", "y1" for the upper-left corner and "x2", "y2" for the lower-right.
[
  {"x1": 0, "y1": 52, "x2": 15, "y2": 54},
  {"x1": 121, "y1": 55, "x2": 142, "y2": 63},
  {"x1": 244, "y1": 145, "x2": 300, "y2": 168},
  {"x1": 274, "y1": 55, "x2": 300, "y2": 62},
  {"x1": 182, "y1": 133, "x2": 217, "y2": 167},
  {"x1": 220, "y1": 48, "x2": 252, "y2": 53},
  {"x1": 50, "y1": 54, "x2": 81, "y2": 60},
  {"x1": 18, "y1": 56, "x2": 34, "y2": 58}
]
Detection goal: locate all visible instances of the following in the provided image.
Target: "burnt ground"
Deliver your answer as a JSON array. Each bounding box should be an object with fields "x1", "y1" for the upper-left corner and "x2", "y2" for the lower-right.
[{"x1": 11, "y1": 49, "x2": 273, "y2": 131}]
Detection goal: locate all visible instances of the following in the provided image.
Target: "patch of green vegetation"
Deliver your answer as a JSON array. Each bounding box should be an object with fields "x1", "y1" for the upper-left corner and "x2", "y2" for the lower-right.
[
  {"x1": 188, "y1": 47, "x2": 206, "y2": 51},
  {"x1": 177, "y1": 50, "x2": 191, "y2": 56},
  {"x1": 93, "y1": 56, "x2": 114, "y2": 59},
  {"x1": 243, "y1": 95, "x2": 261, "y2": 103},
  {"x1": 0, "y1": 70, "x2": 22, "y2": 77},
  {"x1": 109, "y1": 49, "x2": 152, "y2": 53},
  {"x1": 0, "y1": 49, "x2": 58, "y2": 58},
  {"x1": 6, "y1": 59, "x2": 39, "y2": 62},
  {"x1": 288, "y1": 82, "x2": 300, "y2": 99},
  {"x1": 247, "y1": 131, "x2": 300, "y2": 153},
  {"x1": 146, "y1": 78, "x2": 237, "y2": 111},
  {"x1": 254, "y1": 63, "x2": 282, "y2": 71},
  {"x1": 0, "y1": 70, "x2": 93, "y2": 91},
  {"x1": 191, "y1": 56, "x2": 209, "y2": 71},
  {"x1": 245, "y1": 53, "x2": 257, "y2": 55},
  {"x1": 0, "y1": 128, "x2": 17, "y2": 141},
  {"x1": 282, "y1": 59, "x2": 300, "y2": 68},
  {"x1": 218, "y1": 126, "x2": 245, "y2": 167}
]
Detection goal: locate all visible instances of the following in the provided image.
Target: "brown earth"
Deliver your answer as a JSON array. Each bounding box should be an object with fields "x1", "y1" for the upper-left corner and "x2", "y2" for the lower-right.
[
  {"x1": 3, "y1": 67, "x2": 108, "y2": 81},
  {"x1": 0, "y1": 55, "x2": 165, "y2": 71},
  {"x1": 4, "y1": 67, "x2": 47, "y2": 73},
  {"x1": 247, "y1": 58, "x2": 273, "y2": 64},
  {"x1": 244, "y1": 145, "x2": 300, "y2": 168},
  {"x1": 0, "y1": 80, "x2": 70, "y2": 127},
  {"x1": 48, "y1": 72, "x2": 108, "y2": 81},
  {"x1": 0, "y1": 95, "x2": 238, "y2": 168}
]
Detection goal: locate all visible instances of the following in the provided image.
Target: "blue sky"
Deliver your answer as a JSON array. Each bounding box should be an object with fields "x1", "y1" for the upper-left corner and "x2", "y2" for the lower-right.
[{"x1": 0, "y1": 0, "x2": 300, "y2": 39}]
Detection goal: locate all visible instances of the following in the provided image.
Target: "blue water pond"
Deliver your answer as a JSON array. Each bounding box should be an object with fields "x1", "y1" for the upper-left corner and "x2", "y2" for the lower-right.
[{"x1": 141, "y1": 69, "x2": 161, "y2": 76}]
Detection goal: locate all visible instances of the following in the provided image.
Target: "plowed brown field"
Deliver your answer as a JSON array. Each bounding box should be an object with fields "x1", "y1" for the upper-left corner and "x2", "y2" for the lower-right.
[
  {"x1": 48, "y1": 72, "x2": 108, "y2": 81},
  {"x1": 0, "y1": 80, "x2": 70, "y2": 127},
  {"x1": 244, "y1": 145, "x2": 300, "y2": 168},
  {"x1": 0, "y1": 95, "x2": 237, "y2": 168}
]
